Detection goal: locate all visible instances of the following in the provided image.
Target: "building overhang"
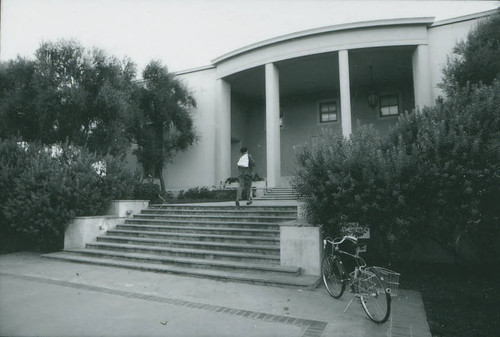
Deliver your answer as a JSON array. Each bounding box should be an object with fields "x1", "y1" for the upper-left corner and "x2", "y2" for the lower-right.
[
  {"x1": 212, "y1": 17, "x2": 435, "y2": 66},
  {"x1": 430, "y1": 8, "x2": 498, "y2": 28}
]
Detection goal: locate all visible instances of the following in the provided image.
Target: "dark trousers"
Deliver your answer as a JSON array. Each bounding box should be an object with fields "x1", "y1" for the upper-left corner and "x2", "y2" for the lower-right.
[{"x1": 236, "y1": 174, "x2": 252, "y2": 201}]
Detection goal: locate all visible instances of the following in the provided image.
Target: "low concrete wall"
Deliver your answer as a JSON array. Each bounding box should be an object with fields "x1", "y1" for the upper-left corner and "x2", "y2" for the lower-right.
[
  {"x1": 280, "y1": 220, "x2": 321, "y2": 276},
  {"x1": 65, "y1": 200, "x2": 149, "y2": 250},
  {"x1": 105, "y1": 200, "x2": 149, "y2": 218},
  {"x1": 64, "y1": 216, "x2": 123, "y2": 250}
]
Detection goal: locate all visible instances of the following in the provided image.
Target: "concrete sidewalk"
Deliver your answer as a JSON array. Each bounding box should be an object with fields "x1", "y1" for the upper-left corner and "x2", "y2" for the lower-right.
[{"x1": 0, "y1": 252, "x2": 431, "y2": 337}]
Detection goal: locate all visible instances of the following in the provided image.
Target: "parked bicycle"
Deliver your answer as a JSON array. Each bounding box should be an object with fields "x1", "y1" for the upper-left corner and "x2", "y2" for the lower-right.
[{"x1": 322, "y1": 235, "x2": 400, "y2": 324}]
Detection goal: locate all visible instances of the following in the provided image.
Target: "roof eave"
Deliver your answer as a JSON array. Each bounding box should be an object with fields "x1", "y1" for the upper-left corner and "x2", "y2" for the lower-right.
[{"x1": 211, "y1": 17, "x2": 435, "y2": 65}]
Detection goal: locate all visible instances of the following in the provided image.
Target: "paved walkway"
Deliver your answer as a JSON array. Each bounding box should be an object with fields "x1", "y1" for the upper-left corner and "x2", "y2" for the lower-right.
[{"x1": 0, "y1": 252, "x2": 431, "y2": 337}]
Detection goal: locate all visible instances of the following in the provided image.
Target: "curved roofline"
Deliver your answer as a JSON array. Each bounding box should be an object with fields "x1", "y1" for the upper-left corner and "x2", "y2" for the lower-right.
[
  {"x1": 430, "y1": 8, "x2": 499, "y2": 28},
  {"x1": 173, "y1": 64, "x2": 215, "y2": 76},
  {"x1": 211, "y1": 17, "x2": 435, "y2": 65}
]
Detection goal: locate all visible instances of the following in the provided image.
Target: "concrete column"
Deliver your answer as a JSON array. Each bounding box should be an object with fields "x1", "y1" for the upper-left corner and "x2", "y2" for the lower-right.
[
  {"x1": 215, "y1": 78, "x2": 231, "y2": 184},
  {"x1": 338, "y1": 50, "x2": 352, "y2": 138},
  {"x1": 412, "y1": 44, "x2": 432, "y2": 111},
  {"x1": 265, "y1": 63, "x2": 281, "y2": 187}
]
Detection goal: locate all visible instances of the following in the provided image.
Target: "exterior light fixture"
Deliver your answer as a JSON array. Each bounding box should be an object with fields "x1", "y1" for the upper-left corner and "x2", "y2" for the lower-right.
[{"x1": 367, "y1": 65, "x2": 379, "y2": 108}]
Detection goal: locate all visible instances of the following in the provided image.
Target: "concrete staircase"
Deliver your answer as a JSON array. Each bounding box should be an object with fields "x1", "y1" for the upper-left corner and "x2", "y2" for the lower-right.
[
  {"x1": 256, "y1": 187, "x2": 297, "y2": 200},
  {"x1": 43, "y1": 204, "x2": 318, "y2": 288}
]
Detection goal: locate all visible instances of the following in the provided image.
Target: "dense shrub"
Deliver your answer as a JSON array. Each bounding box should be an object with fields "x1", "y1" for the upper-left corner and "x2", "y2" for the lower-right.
[
  {"x1": 293, "y1": 126, "x2": 396, "y2": 261},
  {"x1": 293, "y1": 127, "x2": 381, "y2": 230},
  {"x1": 177, "y1": 187, "x2": 236, "y2": 201},
  {"x1": 0, "y1": 139, "x2": 136, "y2": 251},
  {"x1": 386, "y1": 81, "x2": 500, "y2": 263},
  {"x1": 293, "y1": 81, "x2": 500, "y2": 265},
  {"x1": 132, "y1": 183, "x2": 173, "y2": 204}
]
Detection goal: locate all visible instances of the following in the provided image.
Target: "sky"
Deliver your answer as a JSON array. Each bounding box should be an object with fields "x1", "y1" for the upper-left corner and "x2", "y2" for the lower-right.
[{"x1": 1, "y1": 0, "x2": 498, "y2": 73}]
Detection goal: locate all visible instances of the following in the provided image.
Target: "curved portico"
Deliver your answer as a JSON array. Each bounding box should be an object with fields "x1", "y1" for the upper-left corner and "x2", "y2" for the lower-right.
[{"x1": 212, "y1": 18, "x2": 434, "y2": 187}]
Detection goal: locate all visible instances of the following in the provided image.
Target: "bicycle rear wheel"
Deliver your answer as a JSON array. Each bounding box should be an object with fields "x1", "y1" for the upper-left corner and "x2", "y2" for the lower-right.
[
  {"x1": 359, "y1": 269, "x2": 391, "y2": 323},
  {"x1": 321, "y1": 255, "x2": 345, "y2": 298}
]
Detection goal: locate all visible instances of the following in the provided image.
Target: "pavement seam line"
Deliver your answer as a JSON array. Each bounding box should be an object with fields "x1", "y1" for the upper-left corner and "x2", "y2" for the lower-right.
[{"x1": 0, "y1": 272, "x2": 327, "y2": 337}]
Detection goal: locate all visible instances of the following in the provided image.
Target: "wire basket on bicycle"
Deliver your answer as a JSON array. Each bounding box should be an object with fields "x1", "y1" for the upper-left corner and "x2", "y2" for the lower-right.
[{"x1": 371, "y1": 267, "x2": 400, "y2": 296}]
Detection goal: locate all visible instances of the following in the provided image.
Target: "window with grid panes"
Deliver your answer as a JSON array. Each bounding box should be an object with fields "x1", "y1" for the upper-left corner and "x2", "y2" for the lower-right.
[
  {"x1": 379, "y1": 94, "x2": 399, "y2": 116},
  {"x1": 319, "y1": 101, "x2": 337, "y2": 123}
]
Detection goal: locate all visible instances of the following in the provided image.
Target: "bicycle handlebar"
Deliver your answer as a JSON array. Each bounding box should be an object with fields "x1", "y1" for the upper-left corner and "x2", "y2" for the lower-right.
[
  {"x1": 323, "y1": 235, "x2": 358, "y2": 249},
  {"x1": 335, "y1": 235, "x2": 358, "y2": 244},
  {"x1": 324, "y1": 235, "x2": 357, "y2": 244}
]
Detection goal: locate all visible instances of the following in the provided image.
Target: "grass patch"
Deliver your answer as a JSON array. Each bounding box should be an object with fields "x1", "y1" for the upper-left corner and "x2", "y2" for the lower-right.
[{"x1": 395, "y1": 262, "x2": 499, "y2": 337}]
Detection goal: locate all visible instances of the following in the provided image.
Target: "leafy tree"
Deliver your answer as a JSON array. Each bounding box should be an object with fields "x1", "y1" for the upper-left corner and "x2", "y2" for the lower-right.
[
  {"x1": 0, "y1": 57, "x2": 38, "y2": 139},
  {"x1": 0, "y1": 40, "x2": 137, "y2": 156},
  {"x1": 129, "y1": 61, "x2": 197, "y2": 191},
  {"x1": 440, "y1": 12, "x2": 500, "y2": 96}
]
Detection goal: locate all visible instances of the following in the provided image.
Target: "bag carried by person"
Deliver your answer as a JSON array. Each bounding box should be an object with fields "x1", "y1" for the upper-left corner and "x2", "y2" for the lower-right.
[{"x1": 237, "y1": 153, "x2": 249, "y2": 167}]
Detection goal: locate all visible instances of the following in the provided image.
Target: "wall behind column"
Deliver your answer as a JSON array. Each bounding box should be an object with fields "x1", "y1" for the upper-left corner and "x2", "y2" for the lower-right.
[
  {"x1": 242, "y1": 98, "x2": 267, "y2": 179},
  {"x1": 280, "y1": 83, "x2": 418, "y2": 175},
  {"x1": 242, "y1": 86, "x2": 413, "y2": 179},
  {"x1": 230, "y1": 94, "x2": 251, "y2": 178},
  {"x1": 164, "y1": 68, "x2": 218, "y2": 189},
  {"x1": 280, "y1": 92, "x2": 342, "y2": 177},
  {"x1": 351, "y1": 82, "x2": 414, "y2": 134},
  {"x1": 242, "y1": 91, "x2": 344, "y2": 179}
]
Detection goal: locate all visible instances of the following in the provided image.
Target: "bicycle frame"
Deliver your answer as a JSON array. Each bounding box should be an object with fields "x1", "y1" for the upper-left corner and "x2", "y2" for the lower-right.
[
  {"x1": 324, "y1": 236, "x2": 367, "y2": 286},
  {"x1": 322, "y1": 235, "x2": 392, "y2": 324}
]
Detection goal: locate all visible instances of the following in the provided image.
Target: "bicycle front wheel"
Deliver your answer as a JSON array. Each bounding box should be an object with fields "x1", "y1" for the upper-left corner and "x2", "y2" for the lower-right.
[
  {"x1": 359, "y1": 270, "x2": 391, "y2": 323},
  {"x1": 321, "y1": 255, "x2": 345, "y2": 298}
]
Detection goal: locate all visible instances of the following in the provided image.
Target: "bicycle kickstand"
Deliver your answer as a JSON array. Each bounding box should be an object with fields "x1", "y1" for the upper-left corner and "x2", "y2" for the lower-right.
[{"x1": 344, "y1": 295, "x2": 356, "y2": 313}]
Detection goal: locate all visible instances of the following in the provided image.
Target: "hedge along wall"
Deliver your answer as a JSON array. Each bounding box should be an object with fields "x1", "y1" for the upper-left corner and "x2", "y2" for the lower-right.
[
  {"x1": 0, "y1": 139, "x2": 137, "y2": 251},
  {"x1": 293, "y1": 81, "x2": 500, "y2": 266}
]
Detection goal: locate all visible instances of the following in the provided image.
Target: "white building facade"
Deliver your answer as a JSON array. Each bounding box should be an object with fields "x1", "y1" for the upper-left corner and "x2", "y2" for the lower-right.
[{"x1": 157, "y1": 9, "x2": 497, "y2": 190}]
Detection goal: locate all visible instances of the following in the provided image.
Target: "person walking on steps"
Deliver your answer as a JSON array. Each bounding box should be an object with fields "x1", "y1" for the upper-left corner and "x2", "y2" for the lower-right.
[{"x1": 236, "y1": 146, "x2": 255, "y2": 207}]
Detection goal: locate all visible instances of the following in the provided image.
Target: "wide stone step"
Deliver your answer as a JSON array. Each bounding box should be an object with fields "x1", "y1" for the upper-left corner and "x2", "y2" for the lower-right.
[
  {"x1": 85, "y1": 241, "x2": 279, "y2": 263},
  {"x1": 141, "y1": 208, "x2": 297, "y2": 217},
  {"x1": 264, "y1": 189, "x2": 294, "y2": 192},
  {"x1": 58, "y1": 249, "x2": 297, "y2": 275},
  {"x1": 265, "y1": 191, "x2": 296, "y2": 194},
  {"x1": 105, "y1": 229, "x2": 279, "y2": 245},
  {"x1": 42, "y1": 252, "x2": 320, "y2": 288},
  {"x1": 95, "y1": 236, "x2": 280, "y2": 255},
  {"x1": 132, "y1": 213, "x2": 296, "y2": 223},
  {"x1": 116, "y1": 224, "x2": 280, "y2": 237},
  {"x1": 124, "y1": 218, "x2": 282, "y2": 230},
  {"x1": 148, "y1": 205, "x2": 297, "y2": 211},
  {"x1": 257, "y1": 189, "x2": 298, "y2": 200}
]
